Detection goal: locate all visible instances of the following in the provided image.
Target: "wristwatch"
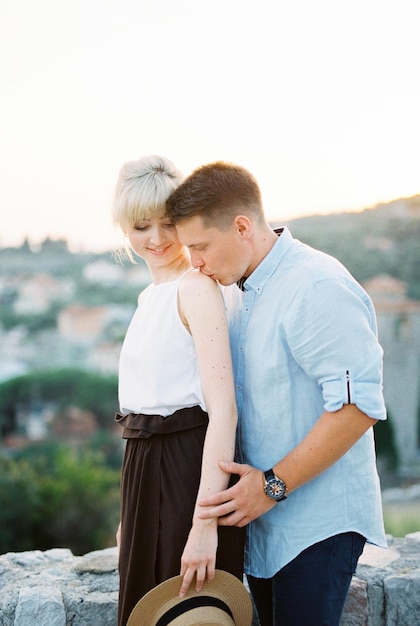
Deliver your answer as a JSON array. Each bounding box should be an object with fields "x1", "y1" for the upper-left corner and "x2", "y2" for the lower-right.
[{"x1": 263, "y1": 469, "x2": 287, "y2": 502}]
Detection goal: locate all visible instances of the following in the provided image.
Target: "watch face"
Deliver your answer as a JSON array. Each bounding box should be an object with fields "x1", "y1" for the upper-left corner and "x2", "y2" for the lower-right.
[{"x1": 266, "y1": 477, "x2": 286, "y2": 501}]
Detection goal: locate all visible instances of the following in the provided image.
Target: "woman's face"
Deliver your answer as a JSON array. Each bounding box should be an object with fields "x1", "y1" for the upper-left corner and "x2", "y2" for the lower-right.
[{"x1": 125, "y1": 216, "x2": 185, "y2": 267}]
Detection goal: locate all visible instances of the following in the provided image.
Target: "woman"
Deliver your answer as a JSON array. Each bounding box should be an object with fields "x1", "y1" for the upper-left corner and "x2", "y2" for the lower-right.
[{"x1": 112, "y1": 155, "x2": 244, "y2": 625}]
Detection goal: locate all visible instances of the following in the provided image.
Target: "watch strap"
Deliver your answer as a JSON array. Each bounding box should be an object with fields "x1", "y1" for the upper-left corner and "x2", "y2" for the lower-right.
[
  {"x1": 263, "y1": 468, "x2": 287, "y2": 502},
  {"x1": 264, "y1": 469, "x2": 275, "y2": 481}
]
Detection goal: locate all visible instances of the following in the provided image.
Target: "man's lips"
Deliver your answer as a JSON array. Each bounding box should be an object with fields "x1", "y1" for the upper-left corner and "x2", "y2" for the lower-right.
[{"x1": 200, "y1": 269, "x2": 217, "y2": 280}]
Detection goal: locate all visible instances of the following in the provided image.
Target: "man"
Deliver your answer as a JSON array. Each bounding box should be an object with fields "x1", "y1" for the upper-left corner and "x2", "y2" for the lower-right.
[{"x1": 166, "y1": 161, "x2": 387, "y2": 626}]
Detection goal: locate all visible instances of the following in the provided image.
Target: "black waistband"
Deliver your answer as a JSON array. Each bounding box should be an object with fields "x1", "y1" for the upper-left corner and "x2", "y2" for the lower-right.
[{"x1": 115, "y1": 405, "x2": 209, "y2": 439}]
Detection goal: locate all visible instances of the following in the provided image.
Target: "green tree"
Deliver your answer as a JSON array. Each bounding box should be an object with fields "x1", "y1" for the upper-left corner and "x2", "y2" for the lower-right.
[
  {"x1": 374, "y1": 409, "x2": 399, "y2": 471},
  {"x1": 0, "y1": 456, "x2": 40, "y2": 552},
  {"x1": 0, "y1": 442, "x2": 121, "y2": 555},
  {"x1": 0, "y1": 369, "x2": 118, "y2": 436}
]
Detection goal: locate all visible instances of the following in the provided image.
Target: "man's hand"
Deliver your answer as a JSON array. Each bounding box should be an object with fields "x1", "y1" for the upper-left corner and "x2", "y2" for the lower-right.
[
  {"x1": 199, "y1": 408, "x2": 376, "y2": 529},
  {"x1": 198, "y1": 461, "x2": 276, "y2": 527}
]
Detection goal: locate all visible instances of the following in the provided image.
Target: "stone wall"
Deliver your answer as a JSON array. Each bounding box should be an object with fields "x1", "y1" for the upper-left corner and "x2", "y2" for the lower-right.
[{"x1": 1, "y1": 534, "x2": 420, "y2": 626}]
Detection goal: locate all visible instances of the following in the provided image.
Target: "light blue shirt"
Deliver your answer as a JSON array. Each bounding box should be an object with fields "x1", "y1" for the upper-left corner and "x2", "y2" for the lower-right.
[{"x1": 225, "y1": 228, "x2": 387, "y2": 578}]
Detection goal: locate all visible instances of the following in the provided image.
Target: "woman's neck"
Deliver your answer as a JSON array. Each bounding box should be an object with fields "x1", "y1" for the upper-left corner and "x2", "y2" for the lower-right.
[{"x1": 149, "y1": 255, "x2": 192, "y2": 285}]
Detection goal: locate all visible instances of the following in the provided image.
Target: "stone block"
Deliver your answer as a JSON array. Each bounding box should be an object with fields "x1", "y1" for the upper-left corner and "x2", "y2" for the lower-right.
[
  {"x1": 384, "y1": 569, "x2": 420, "y2": 626},
  {"x1": 341, "y1": 577, "x2": 369, "y2": 626},
  {"x1": 14, "y1": 587, "x2": 66, "y2": 626},
  {"x1": 66, "y1": 590, "x2": 118, "y2": 626}
]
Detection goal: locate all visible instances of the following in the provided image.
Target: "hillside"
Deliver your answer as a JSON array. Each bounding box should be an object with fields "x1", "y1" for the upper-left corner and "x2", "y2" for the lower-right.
[{"x1": 280, "y1": 194, "x2": 420, "y2": 299}]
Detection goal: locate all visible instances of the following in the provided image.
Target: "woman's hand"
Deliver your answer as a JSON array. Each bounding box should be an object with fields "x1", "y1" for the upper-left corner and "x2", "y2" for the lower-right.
[{"x1": 179, "y1": 516, "x2": 218, "y2": 598}]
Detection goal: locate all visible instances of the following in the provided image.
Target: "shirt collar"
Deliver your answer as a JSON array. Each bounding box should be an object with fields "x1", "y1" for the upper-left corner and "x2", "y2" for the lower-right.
[{"x1": 238, "y1": 227, "x2": 293, "y2": 294}]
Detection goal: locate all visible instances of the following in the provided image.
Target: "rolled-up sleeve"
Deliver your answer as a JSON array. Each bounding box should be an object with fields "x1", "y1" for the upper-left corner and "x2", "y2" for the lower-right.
[
  {"x1": 286, "y1": 275, "x2": 387, "y2": 421},
  {"x1": 321, "y1": 373, "x2": 386, "y2": 420}
]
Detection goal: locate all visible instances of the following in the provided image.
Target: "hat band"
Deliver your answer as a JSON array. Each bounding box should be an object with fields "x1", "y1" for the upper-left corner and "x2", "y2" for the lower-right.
[{"x1": 156, "y1": 596, "x2": 234, "y2": 626}]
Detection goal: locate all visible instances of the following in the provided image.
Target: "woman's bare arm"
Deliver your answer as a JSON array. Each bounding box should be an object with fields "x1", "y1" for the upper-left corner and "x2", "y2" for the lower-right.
[{"x1": 177, "y1": 269, "x2": 238, "y2": 597}]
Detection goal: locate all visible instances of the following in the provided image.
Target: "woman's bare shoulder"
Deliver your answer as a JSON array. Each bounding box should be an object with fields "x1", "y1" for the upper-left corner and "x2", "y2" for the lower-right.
[{"x1": 179, "y1": 268, "x2": 219, "y2": 293}]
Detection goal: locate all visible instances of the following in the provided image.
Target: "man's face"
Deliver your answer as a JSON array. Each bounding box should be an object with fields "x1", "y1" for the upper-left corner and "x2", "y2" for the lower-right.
[{"x1": 175, "y1": 215, "x2": 249, "y2": 286}]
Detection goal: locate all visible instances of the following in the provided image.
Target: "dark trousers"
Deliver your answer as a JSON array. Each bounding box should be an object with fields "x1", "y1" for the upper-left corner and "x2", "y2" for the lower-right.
[{"x1": 247, "y1": 531, "x2": 366, "y2": 626}]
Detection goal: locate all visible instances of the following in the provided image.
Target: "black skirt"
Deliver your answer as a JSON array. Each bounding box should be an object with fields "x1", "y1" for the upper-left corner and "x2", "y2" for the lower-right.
[{"x1": 116, "y1": 406, "x2": 245, "y2": 626}]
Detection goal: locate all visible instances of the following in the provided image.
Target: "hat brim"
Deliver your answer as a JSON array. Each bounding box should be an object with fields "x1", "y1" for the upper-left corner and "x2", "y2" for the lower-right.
[{"x1": 127, "y1": 569, "x2": 253, "y2": 626}]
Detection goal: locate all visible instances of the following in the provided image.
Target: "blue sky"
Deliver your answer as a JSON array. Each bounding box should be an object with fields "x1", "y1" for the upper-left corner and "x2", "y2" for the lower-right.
[{"x1": 1, "y1": 0, "x2": 419, "y2": 251}]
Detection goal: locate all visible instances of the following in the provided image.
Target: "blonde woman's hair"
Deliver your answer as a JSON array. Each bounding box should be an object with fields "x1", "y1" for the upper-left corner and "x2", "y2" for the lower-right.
[{"x1": 113, "y1": 155, "x2": 184, "y2": 230}]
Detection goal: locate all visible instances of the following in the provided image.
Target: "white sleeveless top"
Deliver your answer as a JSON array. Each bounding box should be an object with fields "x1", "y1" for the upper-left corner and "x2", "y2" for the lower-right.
[{"x1": 118, "y1": 274, "x2": 206, "y2": 416}]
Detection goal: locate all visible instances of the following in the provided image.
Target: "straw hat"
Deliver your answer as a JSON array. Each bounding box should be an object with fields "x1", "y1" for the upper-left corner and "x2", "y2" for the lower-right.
[{"x1": 127, "y1": 569, "x2": 253, "y2": 626}]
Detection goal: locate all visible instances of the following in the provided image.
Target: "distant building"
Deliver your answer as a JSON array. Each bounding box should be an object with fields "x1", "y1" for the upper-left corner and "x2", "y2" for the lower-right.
[
  {"x1": 83, "y1": 260, "x2": 125, "y2": 285},
  {"x1": 13, "y1": 273, "x2": 74, "y2": 315},
  {"x1": 83, "y1": 258, "x2": 151, "y2": 287},
  {"x1": 0, "y1": 326, "x2": 30, "y2": 381},
  {"x1": 57, "y1": 304, "x2": 129, "y2": 341},
  {"x1": 89, "y1": 341, "x2": 122, "y2": 374},
  {"x1": 58, "y1": 305, "x2": 112, "y2": 342},
  {"x1": 57, "y1": 304, "x2": 132, "y2": 360},
  {"x1": 364, "y1": 275, "x2": 420, "y2": 478}
]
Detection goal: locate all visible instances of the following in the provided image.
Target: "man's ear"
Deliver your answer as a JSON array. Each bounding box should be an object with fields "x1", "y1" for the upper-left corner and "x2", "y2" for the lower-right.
[{"x1": 233, "y1": 215, "x2": 252, "y2": 239}]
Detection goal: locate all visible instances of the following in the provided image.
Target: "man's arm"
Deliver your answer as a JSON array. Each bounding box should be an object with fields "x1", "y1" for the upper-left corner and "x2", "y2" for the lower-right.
[{"x1": 198, "y1": 404, "x2": 377, "y2": 527}]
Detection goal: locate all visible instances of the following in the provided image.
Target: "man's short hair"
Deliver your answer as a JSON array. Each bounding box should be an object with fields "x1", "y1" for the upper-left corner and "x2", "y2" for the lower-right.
[{"x1": 166, "y1": 161, "x2": 263, "y2": 229}]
